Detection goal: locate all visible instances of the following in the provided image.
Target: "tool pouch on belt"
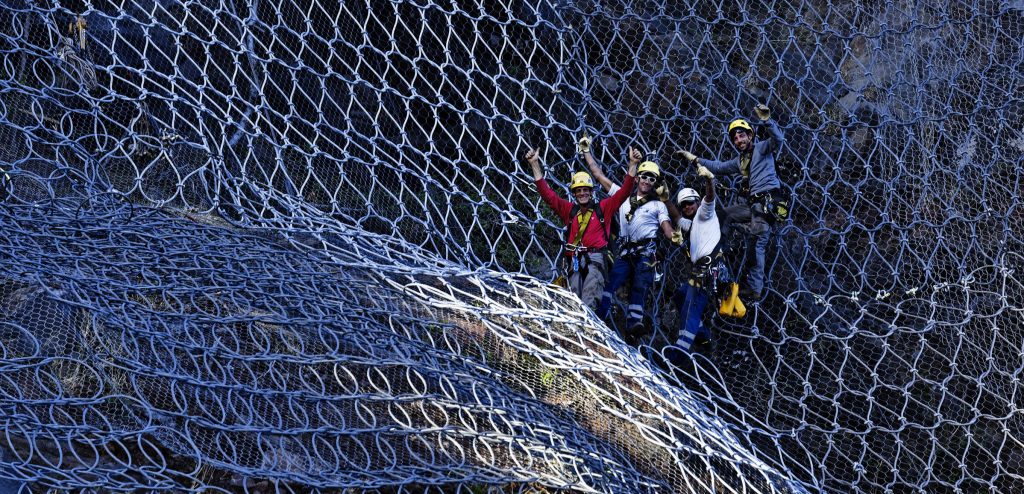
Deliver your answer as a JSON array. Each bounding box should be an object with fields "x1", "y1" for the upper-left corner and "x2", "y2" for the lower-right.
[
  {"x1": 738, "y1": 176, "x2": 751, "y2": 198},
  {"x1": 752, "y1": 189, "x2": 790, "y2": 224},
  {"x1": 709, "y1": 260, "x2": 731, "y2": 296},
  {"x1": 553, "y1": 246, "x2": 584, "y2": 289},
  {"x1": 690, "y1": 256, "x2": 729, "y2": 298},
  {"x1": 564, "y1": 248, "x2": 586, "y2": 275},
  {"x1": 565, "y1": 243, "x2": 581, "y2": 274},
  {"x1": 553, "y1": 255, "x2": 578, "y2": 289}
]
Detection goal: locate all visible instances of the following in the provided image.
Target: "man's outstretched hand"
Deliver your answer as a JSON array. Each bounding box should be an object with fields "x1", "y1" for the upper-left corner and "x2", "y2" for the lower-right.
[
  {"x1": 524, "y1": 148, "x2": 540, "y2": 167},
  {"x1": 671, "y1": 229, "x2": 684, "y2": 246},
  {"x1": 754, "y1": 103, "x2": 770, "y2": 121},
  {"x1": 628, "y1": 146, "x2": 644, "y2": 166},
  {"x1": 656, "y1": 184, "x2": 670, "y2": 202},
  {"x1": 577, "y1": 135, "x2": 591, "y2": 154},
  {"x1": 675, "y1": 149, "x2": 697, "y2": 165}
]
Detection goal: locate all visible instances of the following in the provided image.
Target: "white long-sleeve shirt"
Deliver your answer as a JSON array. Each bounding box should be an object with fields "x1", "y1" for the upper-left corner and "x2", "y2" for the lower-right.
[{"x1": 687, "y1": 197, "x2": 720, "y2": 263}]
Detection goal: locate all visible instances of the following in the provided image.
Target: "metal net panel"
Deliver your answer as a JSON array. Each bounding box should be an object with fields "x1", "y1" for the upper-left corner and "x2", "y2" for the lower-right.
[
  {"x1": 0, "y1": 198, "x2": 794, "y2": 493},
  {"x1": 0, "y1": 0, "x2": 1022, "y2": 493}
]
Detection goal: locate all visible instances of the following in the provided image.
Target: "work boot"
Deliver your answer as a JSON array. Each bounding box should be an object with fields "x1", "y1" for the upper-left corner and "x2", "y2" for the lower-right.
[
  {"x1": 625, "y1": 322, "x2": 646, "y2": 346},
  {"x1": 693, "y1": 333, "x2": 713, "y2": 353},
  {"x1": 739, "y1": 286, "x2": 762, "y2": 301}
]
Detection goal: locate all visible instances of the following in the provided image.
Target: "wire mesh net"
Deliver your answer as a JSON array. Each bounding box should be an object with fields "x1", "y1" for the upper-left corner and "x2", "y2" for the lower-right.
[{"x1": 0, "y1": 1, "x2": 1022, "y2": 493}]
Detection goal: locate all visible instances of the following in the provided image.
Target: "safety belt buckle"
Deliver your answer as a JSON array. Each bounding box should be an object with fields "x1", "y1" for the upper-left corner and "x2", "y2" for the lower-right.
[{"x1": 565, "y1": 244, "x2": 589, "y2": 254}]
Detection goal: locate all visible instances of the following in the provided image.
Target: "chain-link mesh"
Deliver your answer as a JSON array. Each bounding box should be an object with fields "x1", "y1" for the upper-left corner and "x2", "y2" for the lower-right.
[{"x1": 0, "y1": 1, "x2": 1022, "y2": 493}]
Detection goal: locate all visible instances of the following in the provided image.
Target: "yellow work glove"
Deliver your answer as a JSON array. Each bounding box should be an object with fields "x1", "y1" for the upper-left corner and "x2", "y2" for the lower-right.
[
  {"x1": 719, "y1": 282, "x2": 747, "y2": 318},
  {"x1": 670, "y1": 229, "x2": 683, "y2": 246},
  {"x1": 719, "y1": 284, "x2": 736, "y2": 315},
  {"x1": 656, "y1": 184, "x2": 670, "y2": 202},
  {"x1": 696, "y1": 165, "x2": 714, "y2": 179},
  {"x1": 577, "y1": 134, "x2": 591, "y2": 154},
  {"x1": 732, "y1": 294, "x2": 747, "y2": 317},
  {"x1": 675, "y1": 149, "x2": 698, "y2": 165},
  {"x1": 754, "y1": 103, "x2": 770, "y2": 121}
]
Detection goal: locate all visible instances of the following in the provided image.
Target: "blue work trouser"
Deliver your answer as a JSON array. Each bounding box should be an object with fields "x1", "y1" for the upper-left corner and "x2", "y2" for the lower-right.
[
  {"x1": 673, "y1": 283, "x2": 710, "y2": 352},
  {"x1": 725, "y1": 203, "x2": 770, "y2": 294},
  {"x1": 597, "y1": 253, "x2": 656, "y2": 329}
]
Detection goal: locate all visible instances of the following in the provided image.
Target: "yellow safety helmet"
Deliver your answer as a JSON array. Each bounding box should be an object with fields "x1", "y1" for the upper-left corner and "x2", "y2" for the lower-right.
[
  {"x1": 728, "y1": 118, "x2": 753, "y2": 138},
  {"x1": 569, "y1": 171, "x2": 595, "y2": 190},
  {"x1": 637, "y1": 161, "x2": 661, "y2": 177}
]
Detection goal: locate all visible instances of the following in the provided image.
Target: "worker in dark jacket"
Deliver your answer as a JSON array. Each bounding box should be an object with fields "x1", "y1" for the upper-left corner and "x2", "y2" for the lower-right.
[{"x1": 677, "y1": 103, "x2": 788, "y2": 301}]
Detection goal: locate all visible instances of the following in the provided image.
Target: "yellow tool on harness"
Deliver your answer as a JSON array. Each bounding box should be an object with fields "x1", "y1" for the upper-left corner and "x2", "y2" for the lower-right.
[{"x1": 719, "y1": 282, "x2": 747, "y2": 318}]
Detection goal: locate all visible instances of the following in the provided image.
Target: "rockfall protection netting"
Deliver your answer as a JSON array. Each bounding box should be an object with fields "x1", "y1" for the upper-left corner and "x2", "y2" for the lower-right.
[{"x1": 0, "y1": 1, "x2": 1022, "y2": 493}]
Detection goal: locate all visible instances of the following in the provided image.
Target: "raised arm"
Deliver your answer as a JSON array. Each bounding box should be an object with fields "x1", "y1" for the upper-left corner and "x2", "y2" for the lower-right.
[
  {"x1": 664, "y1": 193, "x2": 681, "y2": 225},
  {"x1": 525, "y1": 147, "x2": 544, "y2": 180},
  {"x1": 697, "y1": 165, "x2": 716, "y2": 203},
  {"x1": 695, "y1": 156, "x2": 740, "y2": 176},
  {"x1": 579, "y1": 136, "x2": 615, "y2": 193},
  {"x1": 660, "y1": 218, "x2": 675, "y2": 240},
  {"x1": 604, "y1": 173, "x2": 635, "y2": 214},
  {"x1": 694, "y1": 166, "x2": 717, "y2": 224},
  {"x1": 625, "y1": 146, "x2": 641, "y2": 177},
  {"x1": 676, "y1": 149, "x2": 740, "y2": 177},
  {"x1": 602, "y1": 147, "x2": 640, "y2": 212},
  {"x1": 525, "y1": 147, "x2": 571, "y2": 221},
  {"x1": 755, "y1": 103, "x2": 785, "y2": 153}
]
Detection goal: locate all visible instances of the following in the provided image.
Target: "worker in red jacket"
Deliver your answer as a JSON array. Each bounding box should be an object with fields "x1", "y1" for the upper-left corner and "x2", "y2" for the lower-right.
[{"x1": 525, "y1": 146, "x2": 638, "y2": 309}]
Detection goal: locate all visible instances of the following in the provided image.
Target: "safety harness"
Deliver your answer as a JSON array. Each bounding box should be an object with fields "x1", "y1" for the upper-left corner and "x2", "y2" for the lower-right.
[
  {"x1": 751, "y1": 188, "x2": 790, "y2": 223},
  {"x1": 624, "y1": 193, "x2": 654, "y2": 223},
  {"x1": 682, "y1": 218, "x2": 745, "y2": 317},
  {"x1": 617, "y1": 192, "x2": 662, "y2": 259},
  {"x1": 565, "y1": 203, "x2": 607, "y2": 248},
  {"x1": 684, "y1": 234, "x2": 728, "y2": 293},
  {"x1": 738, "y1": 151, "x2": 790, "y2": 223},
  {"x1": 562, "y1": 203, "x2": 608, "y2": 276}
]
